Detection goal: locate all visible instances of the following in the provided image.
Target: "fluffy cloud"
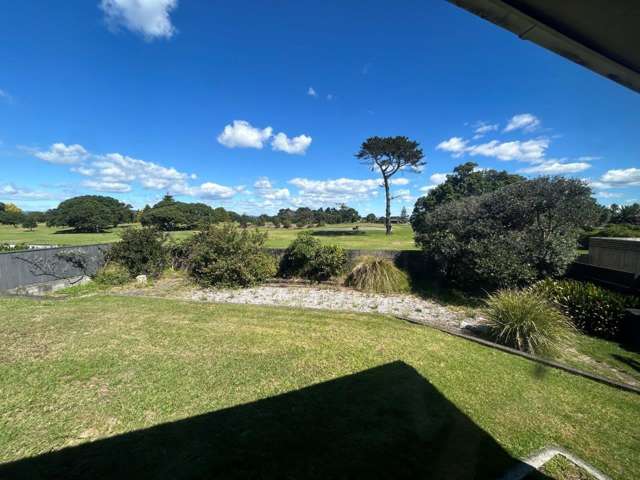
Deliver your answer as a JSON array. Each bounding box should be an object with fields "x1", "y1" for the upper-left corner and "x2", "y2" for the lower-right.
[
  {"x1": 437, "y1": 136, "x2": 549, "y2": 162},
  {"x1": 600, "y1": 168, "x2": 640, "y2": 187},
  {"x1": 519, "y1": 160, "x2": 591, "y2": 175},
  {"x1": 217, "y1": 120, "x2": 312, "y2": 155},
  {"x1": 390, "y1": 177, "x2": 410, "y2": 186},
  {"x1": 436, "y1": 137, "x2": 468, "y2": 157},
  {"x1": 394, "y1": 189, "x2": 414, "y2": 202},
  {"x1": 271, "y1": 132, "x2": 312, "y2": 155},
  {"x1": 504, "y1": 113, "x2": 541, "y2": 133},
  {"x1": 33, "y1": 143, "x2": 89, "y2": 164},
  {"x1": 468, "y1": 139, "x2": 548, "y2": 161},
  {"x1": 253, "y1": 177, "x2": 290, "y2": 200},
  {"x1": 217, "y1": 120, "x2": 273, "y2": 149},
  {"x1": 100, "y1": 0, "x2": 178, "y2": 40},
  {"x1": 0, "y1": 88, "x2": 11, "y2": 103},
  {"x1": 288, "y1": 177, "x2": 381, "y2": 206},
  {"x1": 191, "y1": 182, "x2": 237, "y2": 199},
  {"x1": 307, "y1": 86, "x2": 317, "y2": 97}
]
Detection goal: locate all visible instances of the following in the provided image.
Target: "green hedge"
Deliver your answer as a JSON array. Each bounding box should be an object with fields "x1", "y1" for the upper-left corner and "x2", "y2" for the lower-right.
[
  {"x1": 532, "y1": 278, "x2": 640, "y2": 339},
  {"x1": 279, "y1": 233, "x2": 347, "y2": 281}
]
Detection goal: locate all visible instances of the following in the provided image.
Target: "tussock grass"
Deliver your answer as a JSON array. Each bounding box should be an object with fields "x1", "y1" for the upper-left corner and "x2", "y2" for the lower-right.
[
  {"x1": 344, "y1": 256, "x2": 410, "y2": 294},
  {"x1": 485, "y1": 289, "x2": 574, "y2": 356}
]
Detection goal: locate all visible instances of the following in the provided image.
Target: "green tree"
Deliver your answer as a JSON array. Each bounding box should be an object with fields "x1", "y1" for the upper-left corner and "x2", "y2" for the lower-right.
[
  {"x1": 356, "y1": 136, "x2": 425, "y2": 234},
  {"x1": 414, "y1": 177, "x2": 600, "y2": 290},
  {"x1": 47, "y1": 195, "x2": 132, "y2": 232},
  {"x1": 22, "y1": 216, "x2": 38, "y2": 231},
  {"x1": 411, "y1": 162, "x2": 524, "y2": 232},
  {"x1": 364, "y1": 213, "x2": 377, "y2": 223},
  {"x1": 399, "y1": 206, "x2": 408, "y2": 224}
]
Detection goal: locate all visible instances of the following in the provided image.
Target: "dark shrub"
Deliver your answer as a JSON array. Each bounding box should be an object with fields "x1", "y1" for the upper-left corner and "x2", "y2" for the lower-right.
[
  {"x1": 532, "y1": 278, "x2": 640, "y2": 339},
  {"x1": 108, "y1": 227, "x2": 168, "y2": 278},
  {"x1": 279, "y1": 233, "x2": 347, "y2": 281},
  {"x1": 485, "y1": 289, "x2": 573, "y2": 356},
  {"x1": 186, "y1": 224, "x2": 276, "y2": 288},
  {"x1": 414, "y1": 177, "x2": 600, "y2": 290}
]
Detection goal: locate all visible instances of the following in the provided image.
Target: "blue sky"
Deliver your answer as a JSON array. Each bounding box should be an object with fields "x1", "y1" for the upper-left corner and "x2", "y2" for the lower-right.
[{"x1": 1, "y1": 0, "x2": 638, "y2": 215}]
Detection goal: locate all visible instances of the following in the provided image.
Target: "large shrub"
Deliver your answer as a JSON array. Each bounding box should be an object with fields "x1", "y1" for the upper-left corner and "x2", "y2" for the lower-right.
[
  {"x1": 344, "y1": 256, "x2": 410, "y2": 293},
  {"x1": 279, "y1": 233, "x2": 347, "y2": 281},
  {"x1": 186, "y1": 224, "x2": 276, "y2": 288},
  {"x1": 414, "y1": 177, "x2": 600, "y2": 290},
  {"x1": 532, "y1": 278, "x2": 640, "y2": 339},
  {"x1": 108, "y1": 227, "x2": 168, "y2": 278},
  {"x1": 485, "y1": 289, "x2": 573, "y2": 356}
]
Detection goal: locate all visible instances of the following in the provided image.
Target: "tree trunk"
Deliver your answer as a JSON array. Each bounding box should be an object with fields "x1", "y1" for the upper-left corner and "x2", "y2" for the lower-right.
[{"x1": 383, "y1": 176, "x2": 392, "y2": 235}]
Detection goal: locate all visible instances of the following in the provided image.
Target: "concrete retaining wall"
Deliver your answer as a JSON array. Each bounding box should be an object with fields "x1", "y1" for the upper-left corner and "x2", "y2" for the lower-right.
[
  {"x1": 589, "y1": 237, "x2": 640, "y2": 274},
  {"x1": 0, "y1": 244, "x2": 111, "y2": 293}
]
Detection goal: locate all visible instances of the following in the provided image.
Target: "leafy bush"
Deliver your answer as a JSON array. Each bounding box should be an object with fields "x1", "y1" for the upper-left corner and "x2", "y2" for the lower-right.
[
  {"x1": 344, "y1": 256, "x2": 410, "y2": 293},
  {"x1": 532, "y1": 278, "x2": 640, "y2": 339},
  {"x1": 577, "y1": 223, "x2": 640, "y2": 249},
  {"x1": 414, "y1": 177, "x2": 600, "y2": 290},
  {"x1": 485, "y1": 289, "x2": 573, "y2": 356},
  {"x1": 279, "y1": 233, "x2": 347, "y2": 281},
  {"x1": 108, "y1": 227, "x2": 168, "y2": 278},
  {"x1": 186, "y1": 224, "x2": 276, "y2": 288},
  {"x1": 0, "y1": 243, "x2": 30, "y2": 252},
  {"x1": 93, "y1": 262, "x2": 130, "y2": 286}
]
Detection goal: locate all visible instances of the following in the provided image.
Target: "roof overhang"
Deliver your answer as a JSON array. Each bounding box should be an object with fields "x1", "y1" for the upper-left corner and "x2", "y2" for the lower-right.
[{"x1": 448, "y1": 0, "x2": 640, "y2": 93}]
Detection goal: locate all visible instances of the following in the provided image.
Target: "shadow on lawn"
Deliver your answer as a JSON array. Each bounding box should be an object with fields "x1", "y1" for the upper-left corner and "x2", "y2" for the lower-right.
[
  {"x1": 0, "y1": 361, "x2": 546, "y2": 480},
  {"x1": 612, "y1": 353, "x2": 640, "y2": 373}
]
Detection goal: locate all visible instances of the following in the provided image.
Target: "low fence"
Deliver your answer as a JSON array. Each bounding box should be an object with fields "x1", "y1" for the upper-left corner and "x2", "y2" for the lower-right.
[{"x1": 0, "y1": 244, "x2": 111, "y2": 293}]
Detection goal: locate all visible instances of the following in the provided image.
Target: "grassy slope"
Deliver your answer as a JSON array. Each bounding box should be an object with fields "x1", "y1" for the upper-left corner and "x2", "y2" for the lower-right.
[
  {"x1": 0, "y1": 296, "x2": 638, "y2": 479},
  {"x1": 0, "y1": 223, "x2": 416, "y2": 250}
]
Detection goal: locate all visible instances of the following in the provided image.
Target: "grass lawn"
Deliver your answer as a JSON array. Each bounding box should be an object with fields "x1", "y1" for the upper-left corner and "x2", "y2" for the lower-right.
[
  {"x1": 0, "y1": 295, "x2": 638, "y2": 479},
  {"x1": 0, "y1": 223, "x2": 417, "y2": 250}
]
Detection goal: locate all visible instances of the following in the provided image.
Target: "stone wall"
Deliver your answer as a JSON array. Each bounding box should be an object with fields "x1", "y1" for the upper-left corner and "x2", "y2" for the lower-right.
[{"x1": 0, "y1": 244, "x2": 111, "y2": 293}]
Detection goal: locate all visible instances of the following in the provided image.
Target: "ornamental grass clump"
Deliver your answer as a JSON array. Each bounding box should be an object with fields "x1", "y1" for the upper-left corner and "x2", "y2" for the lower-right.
[
  {"x1": 484, "y1": 289, "x2": 573, "y2": 356},
  {"x1": 344, "y1": 256, "x2": 410, "y2": 294}
]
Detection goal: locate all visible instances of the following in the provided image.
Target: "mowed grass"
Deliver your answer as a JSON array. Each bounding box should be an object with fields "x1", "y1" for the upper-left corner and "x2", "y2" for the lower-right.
[
  {"x1": 0, "y1": 223, "x2": 416, "y2": 250},
  {"x1": 0, "y1": 296, "x2": 638, "y2": 479}
]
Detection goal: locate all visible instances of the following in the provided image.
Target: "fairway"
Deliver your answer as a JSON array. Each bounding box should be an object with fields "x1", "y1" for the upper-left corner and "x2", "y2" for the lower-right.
[
  {"x1": 0, "y1": 223, "x2": 417, "y2": 250},
  {"x1": 0, "y1": 295, "x2": 638, "y2": 479}
]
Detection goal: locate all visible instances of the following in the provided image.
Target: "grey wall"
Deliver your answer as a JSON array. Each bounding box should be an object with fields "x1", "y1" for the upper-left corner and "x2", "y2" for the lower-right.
[
  {"x1": 589, "y1": 237, "x2": 640, "y2": 274},
  {"x1": 0, "y1": 244, "x2": 111, "y2": 292}
]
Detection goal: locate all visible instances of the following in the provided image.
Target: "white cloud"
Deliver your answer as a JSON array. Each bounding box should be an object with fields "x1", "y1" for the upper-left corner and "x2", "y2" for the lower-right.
[
  {"x1": 504, "y1": 113, "x2": 540, "y2": 133},
  {"x1": 419, "y1": 172, "x2": 448, "y2": 193},
  {"x1": 601, "y1": 168, "x2": 640, "y2": 187},
  {"x1": 436, "y1": 137, "x2": 468, "y2": 157},
  {"x1": 217, "y1": 120, "x2": 273, "y2": 149},
  {"x1": 597, "y1": 191, "x2": 623, "y2": 199},
  {"x1": 390, "y1": 177, "x2": 410, "y2": 186},
  {"x1": 578, "y1": 156, "x2": 602, "y2": 162},
  {"x1": 82, "y1": 180, "x2": 132, "y2": 193},
  {"x1": 271, "y1": 132, "x2": 312, "y2": 155},
  {"x1": 394, "y1": 189, "x2": 414, "y2": 201},
  {"x1": 468, "y1": 138, "x2": 549, "y2": 161},
  {"x1": 192, "y1": 182, "x2": 237, "y2": 199},
  {"x1": 100, "y1": 0, "x2": 178, "y2": 40},
  {"x1": 253, "y1": 177, "x2": 290, "y2": 200},
  {"x1": 518, "y1": 160, "x2": 591, "y2": 175},
  {"x1": 472, "y1": 121, "x2": 498, "y2": 139},
  {"x1": 326, "y1": 93, "x2": 334, "y2": 101},
  {"x1": 0, "y1": 184, "x2": 55, "y2": 200},
  {"x1": 288, "y1": 177, "x2": 381, "y2": 206},
  {"x1": 307, "y1": 86, "x2": 317, "y2": 97},
  {"x1": 33, "y1": 143, "x2": 90, "y2": 164}
]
